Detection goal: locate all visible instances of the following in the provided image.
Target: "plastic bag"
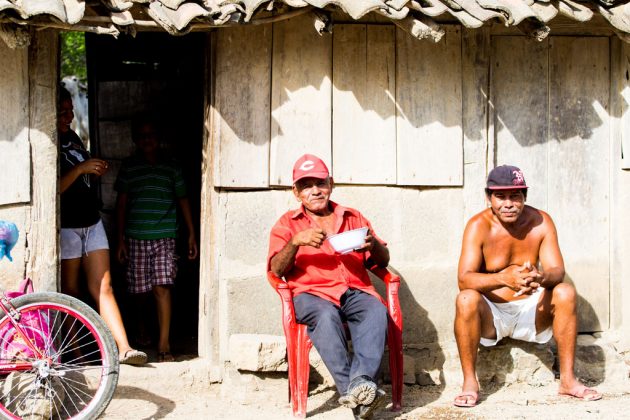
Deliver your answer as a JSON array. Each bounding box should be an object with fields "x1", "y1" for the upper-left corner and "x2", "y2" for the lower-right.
[{"x1": 0, "y1": 221, "x2": 19, "y2": 262}]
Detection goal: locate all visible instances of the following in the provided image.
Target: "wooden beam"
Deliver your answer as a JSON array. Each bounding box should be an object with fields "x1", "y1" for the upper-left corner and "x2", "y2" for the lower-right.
[{"x1": 26, "y1": 29, "x2": 59, "y2": 291}]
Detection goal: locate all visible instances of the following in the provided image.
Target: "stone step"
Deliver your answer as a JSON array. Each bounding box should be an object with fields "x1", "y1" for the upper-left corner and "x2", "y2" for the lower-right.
[{"x1": 226, "y1": 333, "x2": 630, "y2": 392}]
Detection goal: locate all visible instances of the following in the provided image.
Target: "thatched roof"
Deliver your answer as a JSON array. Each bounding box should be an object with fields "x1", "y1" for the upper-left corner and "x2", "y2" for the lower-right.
[{"x1": 1, "y1": 0, "x2": 629, "y2": 45}]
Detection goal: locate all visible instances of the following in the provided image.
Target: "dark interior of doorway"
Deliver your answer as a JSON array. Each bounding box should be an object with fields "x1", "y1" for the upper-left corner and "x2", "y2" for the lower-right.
[{"x1": 86, "y1": 32, "x2": 205, "y2": 358}]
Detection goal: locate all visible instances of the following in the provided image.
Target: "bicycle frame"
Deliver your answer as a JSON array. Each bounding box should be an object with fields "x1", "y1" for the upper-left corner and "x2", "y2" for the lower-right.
[{"x1": 0, "y1": 292, "x2": 45, "y2": 372}]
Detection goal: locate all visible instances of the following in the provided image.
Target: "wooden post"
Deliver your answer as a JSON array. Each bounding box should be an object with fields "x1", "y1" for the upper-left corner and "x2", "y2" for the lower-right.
[
  {"x1": 26, "y1": 29, "x2": 59, "y2": 291},
  {"x1": 198, "y1": 32, "x2": 220, "y2": 365}
]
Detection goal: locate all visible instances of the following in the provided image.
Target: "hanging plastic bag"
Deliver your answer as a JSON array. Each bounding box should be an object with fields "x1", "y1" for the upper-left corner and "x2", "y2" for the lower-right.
[{"x1": 0, "y1": 221, "x2": 19, "y2": 262}]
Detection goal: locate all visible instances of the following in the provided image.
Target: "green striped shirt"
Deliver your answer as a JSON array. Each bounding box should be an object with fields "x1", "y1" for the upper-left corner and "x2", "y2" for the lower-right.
[{"x1": 115, "y1": 155, "x2": 187, "y2": 240}]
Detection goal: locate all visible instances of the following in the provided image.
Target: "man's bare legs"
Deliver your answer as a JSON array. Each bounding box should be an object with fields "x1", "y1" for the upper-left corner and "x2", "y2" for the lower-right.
[
  {"x1": 536, "y1": 283, "x2": 600, "y2": 399},
  {"x1": 453, "y1": 289, "x2": 496, "y2": 405},
  {"x1": 453, "y1": 284, "x2": 600, "y2": 406},
  {"x1": 153, "y1": 285, "x2": 172, "y2": 356},
  {"x1": 61, "y1": 250, "x2": 134, "y2": 356}
]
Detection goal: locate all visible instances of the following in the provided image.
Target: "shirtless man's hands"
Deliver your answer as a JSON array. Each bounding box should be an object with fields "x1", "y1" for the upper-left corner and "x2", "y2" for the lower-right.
[
  {"x1": 292, "y1": 228, "x2": 326, "y2": 248},
  {"x1": 502, "y1": 262, "x2": 542, "y2": 297}
]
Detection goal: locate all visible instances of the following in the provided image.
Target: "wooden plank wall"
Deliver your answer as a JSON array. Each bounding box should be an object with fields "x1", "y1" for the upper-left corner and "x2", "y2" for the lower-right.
[
  {"x1": 332, "y1": 25, "x2": 396, "y2": 184},
  {"x1": 215, "y1": 20, "x2": 466, "y2": 188},
  {"x1": 214, "y1": 26, "x2": 271, "y2": 188},
  {"x1": 0, "y1": 40, "x2": 30, "y2": 205},
  {"x1": 491, "y1": 37, "x2": 549, "y2": 210},
  {"x1": 548, "y1": 37, "x2": 610, "y2": 331},
  {"x1": 396, "y1": 26, "x2": 463, "y2": 186},
  {"x1": 492, "y1": 35, "x2": 611, "y2": 331},
  {"x1": 270, "y1": 14, "x2": 333, "y2": 186}
]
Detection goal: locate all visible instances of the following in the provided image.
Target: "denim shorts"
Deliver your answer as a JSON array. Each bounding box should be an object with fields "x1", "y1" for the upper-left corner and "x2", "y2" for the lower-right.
[{"x1": 60, "y1": 219, "x2": 109, "y2": 260}]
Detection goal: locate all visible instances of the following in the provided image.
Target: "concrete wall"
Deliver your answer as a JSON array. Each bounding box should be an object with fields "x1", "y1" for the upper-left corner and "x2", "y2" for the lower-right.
[
  {"x1": 216, "y1": 187, "x2": 466, "y2": 360},
  {"x1": 0, "y1": 31, "x2": 58, "y2": 292},
  {"x1": 217, "y1": 186, "x2": 466, "y2": 357}
]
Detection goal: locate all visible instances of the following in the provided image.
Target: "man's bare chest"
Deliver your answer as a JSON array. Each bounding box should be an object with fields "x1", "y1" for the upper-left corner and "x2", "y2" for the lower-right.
[{"x1": 482, "y1": 232, "x2": 542, "y2": 272}]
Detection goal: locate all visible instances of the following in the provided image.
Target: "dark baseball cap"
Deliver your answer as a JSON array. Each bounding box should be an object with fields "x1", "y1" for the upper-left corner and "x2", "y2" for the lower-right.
[{"x1": 486, "y1": 165, "x2": 528, "y2": 190}]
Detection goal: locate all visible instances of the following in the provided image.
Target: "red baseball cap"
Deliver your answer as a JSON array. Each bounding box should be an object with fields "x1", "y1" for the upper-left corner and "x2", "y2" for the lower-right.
[{"x1": 292, "y1": 154, "x2": 330, "y2": 183}]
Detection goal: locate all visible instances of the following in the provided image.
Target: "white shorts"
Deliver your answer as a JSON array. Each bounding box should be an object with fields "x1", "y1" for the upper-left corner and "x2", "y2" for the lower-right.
[
  {"x1": 60, "y1": 220, "x2": 109, "y2": 260},
  {"x1": 480, "y1": 288, "x2": 552, "y2": 347}
]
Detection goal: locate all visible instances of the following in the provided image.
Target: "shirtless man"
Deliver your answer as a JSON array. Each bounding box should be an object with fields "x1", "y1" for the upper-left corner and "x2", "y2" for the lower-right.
[{"x1": 453, "y1": 165, "x2": 602, "y2": 407}]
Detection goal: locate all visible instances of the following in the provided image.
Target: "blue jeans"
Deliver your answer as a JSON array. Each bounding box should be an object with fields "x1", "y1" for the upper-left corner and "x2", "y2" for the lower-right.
[{"x1": 293, "y1": 289, "x2": 387, "y2": 395}]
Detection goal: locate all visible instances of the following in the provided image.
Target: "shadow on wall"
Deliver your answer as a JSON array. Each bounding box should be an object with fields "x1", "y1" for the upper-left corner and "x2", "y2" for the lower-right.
[
  {"x1": 216, "y1": 18, "x2": 626, "y2": 149},
  {"x1": 377, "y1": 267, "x2": 447, "y2": 405}
]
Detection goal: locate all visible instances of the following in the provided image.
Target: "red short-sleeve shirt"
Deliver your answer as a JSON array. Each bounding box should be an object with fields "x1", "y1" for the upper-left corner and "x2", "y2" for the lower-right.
[{"x1": 267, "y1": 201, "x2": 386, "y2": 306}]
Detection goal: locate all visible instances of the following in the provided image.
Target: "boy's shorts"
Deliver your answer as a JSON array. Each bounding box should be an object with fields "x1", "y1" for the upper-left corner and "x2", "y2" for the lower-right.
[
  {"x1": 60, "y1": 220, "x2": 109, "y2": 260},
  {"x1": 126, "y1": 238, "x2": 178, "y2": 294},
  {"x1": 480, "y1": 288, "x2": 553, "y2": 347}
]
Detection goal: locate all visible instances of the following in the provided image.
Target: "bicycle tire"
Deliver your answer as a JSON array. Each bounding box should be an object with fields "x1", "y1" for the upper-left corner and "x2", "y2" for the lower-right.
[{"x1": 0, "y1": 292, "x2": 119, "y2": 419}]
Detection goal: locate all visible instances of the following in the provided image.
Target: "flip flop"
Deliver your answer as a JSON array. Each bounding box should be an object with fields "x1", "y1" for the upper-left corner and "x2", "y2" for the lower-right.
[
  {"x1": 559, "y1": 386, "x2": 602, "y2": 402},
  {"x1": 119, "y1": 349, "x2": 148, "y2": 365},
  {"x1": 158, "y1": 351, "x2": 175, "y2": 363},
  {"x1": 453, "y1": 391, "x2": 478, "y2": 407}
]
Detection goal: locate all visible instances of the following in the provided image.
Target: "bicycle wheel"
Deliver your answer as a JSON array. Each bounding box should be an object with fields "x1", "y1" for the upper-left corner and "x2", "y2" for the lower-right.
[{"x1": 0, "y1": 292, "x2": 119, "y2": 419}]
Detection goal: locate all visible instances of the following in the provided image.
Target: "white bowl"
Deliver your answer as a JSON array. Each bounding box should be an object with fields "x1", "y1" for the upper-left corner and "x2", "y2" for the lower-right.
[{"x1": 327, "y1": 227, "x2": 368, "y2": 254}]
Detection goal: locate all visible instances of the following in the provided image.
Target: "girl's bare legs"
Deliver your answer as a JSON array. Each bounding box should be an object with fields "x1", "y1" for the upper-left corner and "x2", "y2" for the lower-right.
[
  {"x1": 60, "y1": 249, "x2": 135, "y2": 357},
  {"x1": 60, "y1": 258, "x2": 82, "y2": 297},
  {"x1": 81, "y1": 249, "x2": 134, "y2": 355}
]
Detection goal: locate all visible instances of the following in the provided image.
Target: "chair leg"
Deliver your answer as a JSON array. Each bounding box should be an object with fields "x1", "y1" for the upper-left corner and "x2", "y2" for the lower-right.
[
  {"x1": 387, "y1": 319, "x2": 403, "y2": 411},
  {"x1": 292, "y1": 324, "x2": 312, "y2": 418},
  {"x1": 285, "y1": 325, "x2": 298, "y2": 409}
]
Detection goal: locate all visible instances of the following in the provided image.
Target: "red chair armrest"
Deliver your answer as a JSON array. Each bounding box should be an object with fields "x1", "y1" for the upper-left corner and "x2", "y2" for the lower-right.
[
  {"x1": 368, "y1": 266, "x2": 403, "y2": 332},
  {"x1": 267, "y1": 271, "x2": 289, "y2": 290},
  {"x1": 267, "y1": 271, "x2": 298, "y2": 329},
  {"x1": 368, "y1": 265, "x2": 400, "y2": 285}
]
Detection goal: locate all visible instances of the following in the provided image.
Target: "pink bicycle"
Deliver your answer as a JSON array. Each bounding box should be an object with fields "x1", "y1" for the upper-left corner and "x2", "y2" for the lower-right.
[{"x1": 0, "y1": 222, "x2": 118, "y2": 419}]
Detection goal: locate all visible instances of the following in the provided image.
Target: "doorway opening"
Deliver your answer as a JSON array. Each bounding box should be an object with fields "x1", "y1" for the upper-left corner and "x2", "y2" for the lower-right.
[{"x1": 86, "y1": 32, "x2": 205, "y2": 357}]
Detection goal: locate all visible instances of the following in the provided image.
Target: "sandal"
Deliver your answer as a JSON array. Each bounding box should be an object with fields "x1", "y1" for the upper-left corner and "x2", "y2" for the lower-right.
[
  {"x1": 158, "y1": 351, "x2": 175, "y2": 363},
  {"x1": 559, "y1": 386, "x2": 602, "y2": 402},
  {"x1": 119, "y1": 349, "x2": 148, "y2": 366}
]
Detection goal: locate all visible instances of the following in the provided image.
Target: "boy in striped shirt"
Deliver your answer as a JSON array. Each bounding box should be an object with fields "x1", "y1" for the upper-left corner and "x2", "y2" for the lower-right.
[{"x1": 115, "y1": 119, "x2": 198, "y2": 362}]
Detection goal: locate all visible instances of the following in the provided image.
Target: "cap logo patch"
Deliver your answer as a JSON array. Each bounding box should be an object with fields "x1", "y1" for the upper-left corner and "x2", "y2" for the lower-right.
[
  {"x1": 512, "y1": 170, "x2": 525, "y2": 185},
  {"x1": 299, "y1": 161, "x2": 315, "y2": 171}
]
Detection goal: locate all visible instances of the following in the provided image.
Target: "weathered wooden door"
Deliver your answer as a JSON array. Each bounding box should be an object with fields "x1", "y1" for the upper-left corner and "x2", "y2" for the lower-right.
[{"x1": 490, "y1": 36, "x2": 610, "y2": 331}]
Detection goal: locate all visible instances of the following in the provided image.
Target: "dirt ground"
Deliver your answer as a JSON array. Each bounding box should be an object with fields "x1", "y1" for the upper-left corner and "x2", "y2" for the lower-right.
[{"x1": 102, "y1": 358, "x2": 630, "y2": 420}]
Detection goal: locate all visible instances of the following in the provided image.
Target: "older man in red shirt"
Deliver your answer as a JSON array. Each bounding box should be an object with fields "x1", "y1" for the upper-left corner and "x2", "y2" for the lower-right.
[{"x1": 268, "y1": 154, "x2": 390, "y2": 419}]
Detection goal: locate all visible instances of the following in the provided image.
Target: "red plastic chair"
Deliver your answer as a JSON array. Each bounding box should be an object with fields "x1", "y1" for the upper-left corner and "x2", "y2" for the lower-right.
[{"x1": 267, "y1": 266, "x2": 403, "y2": 418}]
